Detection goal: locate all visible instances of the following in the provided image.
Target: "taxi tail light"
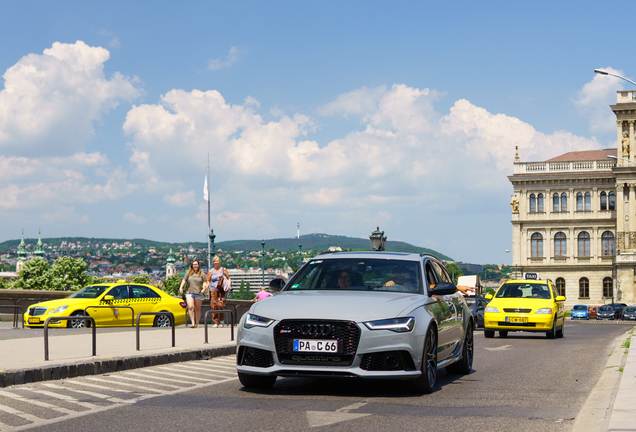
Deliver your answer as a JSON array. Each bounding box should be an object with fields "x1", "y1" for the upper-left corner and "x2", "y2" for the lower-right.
[{"x1": 179, "y1": 301, "x2": 187, "y2": 308}]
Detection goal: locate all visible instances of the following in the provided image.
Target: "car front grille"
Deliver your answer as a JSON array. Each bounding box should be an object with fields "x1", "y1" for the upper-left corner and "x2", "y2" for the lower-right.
[
  {"x1": 273, "y1": 319, "x2": 361, "y2": 366},
  {"x1": 28, "y1": 307, "x2": 48, "y2": 316},
  {"x1": 497, "y1": 322, "x2": 536, "y2": 327},
  {"x1": 237, "y1": 346, "x2": 274, "y2": 368},
  {"x1": 359, "y1": 351, "x2": 416, "y2": 371},
  {"x1": 503, "y1": 308, "x2": 532, "y2": 313}
]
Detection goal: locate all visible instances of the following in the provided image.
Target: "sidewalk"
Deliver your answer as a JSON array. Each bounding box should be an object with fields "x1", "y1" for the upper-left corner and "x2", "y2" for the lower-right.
[
  {"x1": 572, "y1": 327, "x2": 636, "y2": 432},
  {"x1": 0, "y1": 323, "x2": 237, "y2": 388}
]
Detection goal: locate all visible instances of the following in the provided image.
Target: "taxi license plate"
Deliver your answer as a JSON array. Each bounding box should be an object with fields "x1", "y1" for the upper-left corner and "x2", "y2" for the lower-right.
[
  {"x1": 293, "y1": 339, "x2": 338, "y2": 353},
  {"x1": 506, "y1": 317, "x2": 528, "y2": 323},
  {"x1": 28, "y1": 317, "x2": 41, "y2": 324}
]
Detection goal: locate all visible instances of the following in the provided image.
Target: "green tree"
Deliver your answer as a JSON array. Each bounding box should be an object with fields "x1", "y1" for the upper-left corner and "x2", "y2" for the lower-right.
[
  {"x1": 87, "y1": 275, "x2": 110, "y2": 284},
  {"x1": 158, "y1": 274, "x2": 182, "y2": 296},
  {"x1": 14, "y1": 257, "x2": 51, "y2": 290},
  {"x1": 233, "y1": 279, "x2": 255, "y2": 300},
  {"x1": 444, "y1": 262, "x2": 463, "y2": 284},
  {"x1": 48, "y1": 257, "x2": 89, "y2": 291},
  {"x1": 130, "y1": 274, "x2": 151, "y2": 285}
]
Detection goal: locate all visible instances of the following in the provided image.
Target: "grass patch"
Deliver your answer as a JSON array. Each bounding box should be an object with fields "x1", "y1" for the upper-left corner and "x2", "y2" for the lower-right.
[
  {"x1": 619, "y1": 367, "x2": 624, "y2": 372},
  {"x1": 622, "y1": 338, "x2": 631, "y2": 349}
]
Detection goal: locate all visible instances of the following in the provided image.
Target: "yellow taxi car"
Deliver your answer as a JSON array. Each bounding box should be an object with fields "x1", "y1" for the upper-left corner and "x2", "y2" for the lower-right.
[
  {"x1": 23, "y1": 283, "x2": 187, "y2": 328},
  {"x1": 483, "y1": 278, "x2": 565, "y2": 339}
]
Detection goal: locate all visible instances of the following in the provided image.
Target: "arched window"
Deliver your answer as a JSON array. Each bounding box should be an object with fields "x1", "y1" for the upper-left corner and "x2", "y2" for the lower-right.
[
  {"x1": 556, "y1": 277, "x2": 565, "y2": 297},
  {"x1": 609, "y1": 191, "x2": 615, "y2": 211},
  {"x1": 579, "y1": 278, "x2": 589, "y2": 298},
  {"x1": 602, "y1": 231, "x2": 615, "y2": 256},
  {"x1": 578, "y1": 231, "x2": 590, "y2": 257},
  {"x1": 537, "y1": 193, "x2": 544, "y2": 212},
  {"x1": 585, "y1": 192, "x2": 591, "y2": 211},
  {"x1": 603, "y1": 277, "x2": 613, "y2": 298},
  {"x1": 529, "y1": 194, "x2": 537, "y2": 212},
  {"x1": 531, "y1": 233, "x2": 543, "y2": 257},
  {"x1": 553, "y1": 193, "x2": 559, "y2": 212},
  {"x1": 561, "y1": 192, "x2": 568, "y2": 211},
  {"x1": 600, "y1": 191, "x2": 607, "y2": 211},
  {"x1": 554, "y1": 232, "x2": 567, "y2": 257},
  {"x1": 576, "y1": 192, "x2": 583, "y2": 211}
]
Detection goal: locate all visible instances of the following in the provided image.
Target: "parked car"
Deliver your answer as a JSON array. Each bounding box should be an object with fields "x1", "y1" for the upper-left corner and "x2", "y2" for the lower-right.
[
  {"x1": 623, "y1": 306, "x2": 636, "y2": 321},
  {"x1": 570, "y1": 305, "x2": 590, "y2": 320},
  {"x1": 596, "y1": 305, "x2": 615, "y2": 320},
  {"x1": 483, "y1": 278, "x2": 566, "y2": 339},
  {"x1": 589, "y1": 306, "x2": 599, "y2": 320},
  {"x1": 236, "y1": 252, "x2": 474, "y2": 394},
  {"x1": 611, "y1": 303, "x2": 628, "y2": 320},
  {"x1": 23, "y1": 283, "x2": 187, "y2": 328},
  {"x1": 464, "y1": 295, "x2": 489, "y2": 329}
]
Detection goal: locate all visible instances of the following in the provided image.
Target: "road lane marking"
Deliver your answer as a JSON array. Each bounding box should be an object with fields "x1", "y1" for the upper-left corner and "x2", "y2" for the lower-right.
[
  {"x1": 22, "y1": 390, "x2": 101, "y2": 410},
  {"x1": 0, "y1": 404, "x2": 45, "y2": 425},
  {"x1": 307, "y1": 402, "x2": 371, "y2": 428},
  {"x1": 39, "y1": 384, "x2": 129, "y2": 404},
  {"x1": 0, "y1": 391, "x2": 75, "y2": 415},
  {"x1": 484, "y1": 345, "x2": 513, "y2": 351},
  {"x1": 81, "y1": 376, "x2": 163, "y2": 393}
]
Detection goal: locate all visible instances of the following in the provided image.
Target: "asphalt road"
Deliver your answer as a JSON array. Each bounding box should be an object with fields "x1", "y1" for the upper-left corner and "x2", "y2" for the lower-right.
[{"x1": 15, "y1": 321, "x2": 633, "y2": 432}]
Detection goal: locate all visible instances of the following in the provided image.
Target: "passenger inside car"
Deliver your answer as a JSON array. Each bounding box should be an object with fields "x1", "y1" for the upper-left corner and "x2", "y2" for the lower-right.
[{"x1": 337, "y1": 271, "x2": 351, "y2": 290}]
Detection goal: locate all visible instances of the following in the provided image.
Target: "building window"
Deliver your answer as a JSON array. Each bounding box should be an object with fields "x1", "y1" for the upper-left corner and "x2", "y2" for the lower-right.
[
  {"x1": 531, "y1": 233, "x2": 543, "y2": 257},
  {"x1": 576, "y1": 192, "x2": 583, "y2": 211},
  {"x1": 609, "y1": 191, "x2": 615, "y2": 210},
  {"x1": 578, "y1": 231, "x2": 590, "y2": 257},
  {"x1": 603, "y1": 277, "x2": 613, "y2": 298},
  {"x1": 579, "y1": 278, "x2": 589, "y2": 298},
  {"x1": 585, "y1": 192, "x2": 591, "y2": 211},
  {"x1": 553, "y1": 193, "x2": 559, "y2": 212},
  {"x1": 600, "y1": 191, "x2": 607, "y2": 210},
  {"x1": 537, "y1": 193, "x2": 544, "y2": 212},
  {"x1": 602, "y1": 231, "x2": 615, "y2": 256},
  {"x1": 556, "y1": 278, "x2": 565, "y2": 296},
  {"x1": 554, "y1": 232, "x2": 567, "y2": 257},
  {"x1": 529, "y1": 194, "x2": 536, "y2": 212},
  {"x1": 561, "y1": 193, "x2": 567, "y2": 211}
]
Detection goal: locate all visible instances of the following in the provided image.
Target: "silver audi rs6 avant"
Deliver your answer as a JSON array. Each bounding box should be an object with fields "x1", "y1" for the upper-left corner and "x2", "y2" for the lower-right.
[{"x1": 236, "y1": 252, "x2": 474, "y2": 394}]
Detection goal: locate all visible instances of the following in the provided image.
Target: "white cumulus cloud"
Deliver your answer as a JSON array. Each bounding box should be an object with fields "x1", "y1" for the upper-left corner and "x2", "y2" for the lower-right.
[
  {"x1": 573, "y1": 67, "x2": 625, "y2": 134},
  {"x1": 208, "y1": 47, "x2": 239, "y2": 71}
]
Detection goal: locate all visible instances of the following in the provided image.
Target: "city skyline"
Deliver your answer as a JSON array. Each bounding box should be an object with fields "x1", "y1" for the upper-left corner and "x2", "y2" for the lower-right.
[{"x1": 1, "y1": 1, "x2": 635, "y2": 264}]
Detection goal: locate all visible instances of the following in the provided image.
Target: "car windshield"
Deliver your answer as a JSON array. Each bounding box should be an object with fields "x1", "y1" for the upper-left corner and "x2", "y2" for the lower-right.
[
  {"x1": 572, "y1": 305, "x2": 588, "y2": 311},
  {"x1": 67, "y1": 285, "x2": 111, "y2": 299},
  {"x1": 599, "y1": 306, "x2": 613, "y2": 311},
  {"x1": 495, "y1": 283, "x2": 551, "y2": 299},
  {"x1": 625, "y1": 307, "x2": 636, "y2": 313},
  {"x1": 286, "y1": 258, "x2": 422, "y2": 293}
]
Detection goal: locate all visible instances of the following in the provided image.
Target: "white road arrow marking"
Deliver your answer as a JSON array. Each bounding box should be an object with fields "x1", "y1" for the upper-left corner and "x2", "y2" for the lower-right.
[
  {"x1": 307, "y1": 402, "x2": 370, "y2": 427},
  {"x1": 485, "y1": 344, "x2": 513, "y2": 351}
]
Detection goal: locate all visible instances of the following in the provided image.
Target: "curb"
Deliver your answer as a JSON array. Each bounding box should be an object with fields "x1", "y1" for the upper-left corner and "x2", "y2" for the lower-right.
[
  {"x1": 571, "y1": 328, "x2": 632, "y2": 432},
  {"x1": 0, "y1": 344, "x2": 237, "y2": 388}
]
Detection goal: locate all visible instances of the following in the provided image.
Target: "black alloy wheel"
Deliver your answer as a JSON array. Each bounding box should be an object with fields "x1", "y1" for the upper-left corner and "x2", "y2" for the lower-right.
[
  {"x1": 411, "y1": 326, "x2": 437, "y2": 394},
  {"x1": 546, "y1": 315, "x2": 557, "y2": 339},
  {"x1": 447, "y1": 323, "x2": 473, "y2": 375}
]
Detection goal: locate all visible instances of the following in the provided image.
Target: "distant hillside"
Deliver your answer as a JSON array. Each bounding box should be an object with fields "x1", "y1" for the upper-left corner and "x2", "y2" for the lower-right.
[{"x1": 0, "y1": 233, "x2": 452, "y2": 260}]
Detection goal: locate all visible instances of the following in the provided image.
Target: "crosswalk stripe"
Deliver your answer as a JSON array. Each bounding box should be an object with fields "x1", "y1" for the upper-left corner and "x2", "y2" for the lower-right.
[
  {"x1": 82, "y1": 377, "x2": 162, "y2": 393},
  {"x1": 0, "y1": 390, "x2": 75, "y2": 415},
  {"x1": 24, "y1": 390, "x2": 101, "y2": 410},
  {"x1": 121, "y1": 371, "x2": 206, "y2": 385},
  {"x1": 40, "y1": 384, "x2": 130, "y2": 404},
  {"x1": 95, "y1": 374, "x2": 180, "y2": 389},
  {"x1": 0, "y1": 403, "x2": 45, "y2": 425},
  {"x1": 54, "y1": 380, "x2": 137, "y2": 394},
  {"x1": 142, "y1": 368, "x2": 211, "y2": 382}
]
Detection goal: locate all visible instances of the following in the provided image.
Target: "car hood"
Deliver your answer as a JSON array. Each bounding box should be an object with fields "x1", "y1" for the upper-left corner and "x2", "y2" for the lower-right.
[
  {"x1": 250, "y1": 290, "x2": 426, "y2": 322},
  {"x1": 488, "y1": 298, "x2": 555, "y2": 311},
  {"x1": 27, "y1": 298, "x2": 94, "y2": 310}
]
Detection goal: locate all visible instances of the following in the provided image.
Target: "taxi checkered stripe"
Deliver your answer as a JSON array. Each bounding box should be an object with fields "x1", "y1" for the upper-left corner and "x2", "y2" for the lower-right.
[{"x1": 99, "y1": 298, "x2": 157, "y2": 305}]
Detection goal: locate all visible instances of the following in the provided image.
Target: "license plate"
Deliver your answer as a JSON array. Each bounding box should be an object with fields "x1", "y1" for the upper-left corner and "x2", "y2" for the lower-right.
[
  {"x1": 293, "y1": 339, "x2": 338, "y2": 353},
  {"x1": 28, "y1": 317, "x2": 41, "y2": 324},
  {"x1": 506, "y1": 317, "x2": 528, "y2": 323}
]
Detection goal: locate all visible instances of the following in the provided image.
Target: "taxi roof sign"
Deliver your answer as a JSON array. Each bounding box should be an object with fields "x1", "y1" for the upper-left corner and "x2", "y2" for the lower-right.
[{"x1": 524, "y1": 272, "x2": 539, "y2": 280}]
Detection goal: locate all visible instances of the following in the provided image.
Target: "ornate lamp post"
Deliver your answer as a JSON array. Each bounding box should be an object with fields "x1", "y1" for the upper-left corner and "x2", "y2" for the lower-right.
[
  {"x1": 261, "y1": 239, "x2": 266, "y2": 288},
  {"x1": 369, "y1": 227, "x2": 387, "y2": 251},
  {"x1": 208, "y1": 229, "x2": 216, "y2": 270},
  {"x1": 298, "y1": 243, "x2": 303, "y2": 268}
]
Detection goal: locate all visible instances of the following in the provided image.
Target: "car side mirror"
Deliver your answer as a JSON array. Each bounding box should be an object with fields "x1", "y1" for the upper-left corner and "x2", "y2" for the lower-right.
[
  {"x1": 556, "y1": 296, "x2": 565, "y2": 302},
  {"x1": 430, "y1": 281, "x2": 457, "y2": 296},
  {"x1": 103, "y1": 295, "x2": 114, "y2": 302},
  {"x1": 268, "y1": 278, "x2": 286, "y2": 292},
  {"x1": 484, "y1": 294, "x2": 493, "y2": 300}
]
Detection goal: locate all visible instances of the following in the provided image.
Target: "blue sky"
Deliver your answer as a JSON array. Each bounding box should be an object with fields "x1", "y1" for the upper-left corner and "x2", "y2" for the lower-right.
[{"x1": 1, "y1": 1, "x2": 634, "y2": 264}]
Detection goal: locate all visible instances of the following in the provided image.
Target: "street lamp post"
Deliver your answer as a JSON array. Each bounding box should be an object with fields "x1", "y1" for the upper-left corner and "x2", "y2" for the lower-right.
[
  {"x1": 208, "y1": 229, "x2": 216, "y2": 271},
  {"x1": 506, "y1": 250, "x2": 518, "y2": 279},
  {"x1": 594, "y1": 69, "x2": 636, "y2": 87},
  {"x1": 369, "y1": 227, "x2": 387, "y2": 251},
  {"x1": 298, "y1": 243, "x2": 302, "y2": 268},
  {"x1": 261, "y1": 240, "x2": 265, "y2": 288},
  {"x1": 608, "y1": 155, "x2": 636, "y2": 165}
]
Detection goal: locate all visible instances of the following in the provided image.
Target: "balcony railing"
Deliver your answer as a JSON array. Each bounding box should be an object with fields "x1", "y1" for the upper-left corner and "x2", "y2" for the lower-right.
[{"x1": 514, "y1": 159, "x2": 616, "y2": 174}]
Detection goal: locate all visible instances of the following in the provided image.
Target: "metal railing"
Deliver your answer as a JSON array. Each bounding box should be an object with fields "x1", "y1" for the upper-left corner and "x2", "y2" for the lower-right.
[
  {"x1": 136, "y1": 312, "x2": 175, "y2": 350},
  {"x1": 0, "y1": 298, "x2": 24, "y2": 328},
  {"x1": 44, "y1": 316, "x2": 96, "y2": 361},
  {"x1": 83, "y1": 305, "x2": 135, "y2": 327},
  {"x1": 203, "y1": 309, "x2": 234, "y2": 343}
]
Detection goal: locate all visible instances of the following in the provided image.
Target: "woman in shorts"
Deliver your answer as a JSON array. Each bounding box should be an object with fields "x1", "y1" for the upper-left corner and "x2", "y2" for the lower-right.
[{"x1": 179, "y1": 260, "x2": 208, "y2": 328}]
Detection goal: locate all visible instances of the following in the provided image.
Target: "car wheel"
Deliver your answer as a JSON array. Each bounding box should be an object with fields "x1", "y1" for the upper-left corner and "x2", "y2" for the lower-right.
[
  {"x1": 447, "y1": 324, "x2": 473, "y2": 375},
  {"x1": 546, "y1": 316, "x2": 557, "y2": 339},
  {"x1": 238, "y1": 372, "x2": 276, "y2": 389},
  {"x1": 556, "y1": 320, "x2": 564, "y2": 338},
  {"x1": 67, "y1": 311, "x2": 90, "y2": 328},
  {"x1": 153, "y1": 313, "x2": 172, "y2": 328},
  {"x1": 499, "y1": 330, "x2": 508, "y2": 338},
  {"x1": 484, "y1": 330, "x2": 495, "y2": 338},
  {"x1": 411, "y1": 325, "x2": 437, "y2": 394}
]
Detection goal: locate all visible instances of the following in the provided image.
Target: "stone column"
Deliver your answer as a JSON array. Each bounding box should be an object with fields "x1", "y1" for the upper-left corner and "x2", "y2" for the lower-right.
[
  {"x1": 592, "y1": 187, "x2": 598, "y2": 213},
  {"x1": 617, "y1": 183, "x2": 625, "y2": 249},
  {"x1": 618, "y1": 121, "x2": 625, "y2": 166},
  {"x1": 630, "y1": 121, "x2": 635, "y2": 161}
]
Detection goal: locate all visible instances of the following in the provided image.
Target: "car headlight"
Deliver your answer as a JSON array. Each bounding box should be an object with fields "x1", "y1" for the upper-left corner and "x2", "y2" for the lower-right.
[
  {"x1": 50, "y1": 305, "x2": 68, "y2": 314},
  {"x1": 364, "y1": 317, "x2": 414, "y2": 333},
  {"x1": 244, "y1": 314, "x2": 275, "y2": 329},
  {"x1": 535, "y1": 308, "x2": 552, "y2": 314},
  {"x1": 485, "y1": 306, "x2": 500, "y2": 313}
]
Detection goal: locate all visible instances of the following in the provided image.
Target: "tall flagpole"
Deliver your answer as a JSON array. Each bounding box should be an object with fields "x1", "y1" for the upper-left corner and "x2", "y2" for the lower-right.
[{"x1": 207, "y1": 153, "x2": 211, "y2": 270}]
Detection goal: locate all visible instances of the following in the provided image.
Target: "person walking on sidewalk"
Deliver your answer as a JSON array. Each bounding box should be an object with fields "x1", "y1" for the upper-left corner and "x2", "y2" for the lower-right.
[
  {"x1": 207, "y1": 256, "x2": 231, "y2": 327},
  {"x1": 179, "y1": 260, "x2": 208, "y2": 328}
]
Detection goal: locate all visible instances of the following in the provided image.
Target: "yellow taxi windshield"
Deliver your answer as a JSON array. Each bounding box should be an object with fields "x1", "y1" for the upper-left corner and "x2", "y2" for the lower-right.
[
  {"x1": 495, "y1": 283, "x2": 551, "y2": 299},
  {"x1": 67, "y1": 285, "x2": 111, "y2": 299}
]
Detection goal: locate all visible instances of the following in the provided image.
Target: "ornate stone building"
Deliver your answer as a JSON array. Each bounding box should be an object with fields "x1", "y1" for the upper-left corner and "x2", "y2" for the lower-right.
[{"x1": 508, "y1": 90, "x2": 636, "y2": 307}]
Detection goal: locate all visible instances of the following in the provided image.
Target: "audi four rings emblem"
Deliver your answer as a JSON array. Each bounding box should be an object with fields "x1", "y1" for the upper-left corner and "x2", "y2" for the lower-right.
[{"x1": 301, "y1": 323, "x2": 332, "y2": 337}]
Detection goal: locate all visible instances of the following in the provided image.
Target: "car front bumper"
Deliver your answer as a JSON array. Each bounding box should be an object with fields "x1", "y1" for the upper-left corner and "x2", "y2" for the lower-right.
[
  {"x1": 570, "y1": 314, "x2": 589, "y2": 320},
  {"x1": 484, "y1": 312, "x2": 554, "y2": 331}
]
